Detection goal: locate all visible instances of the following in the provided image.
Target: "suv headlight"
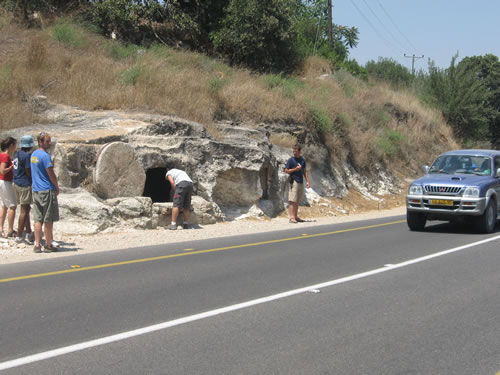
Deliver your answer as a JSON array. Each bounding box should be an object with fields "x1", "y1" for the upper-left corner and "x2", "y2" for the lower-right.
[
  {"x1": 408, "y1": 185, "x2": 423, "y2": 195},
  {"x1": 463, "y1": 187, "x2": 480, "y2": 198}
]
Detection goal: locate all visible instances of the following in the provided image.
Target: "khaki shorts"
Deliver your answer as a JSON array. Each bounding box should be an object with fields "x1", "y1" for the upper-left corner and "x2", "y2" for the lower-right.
[
  {"x1": 33, "y1": 190, "x2": 59, "y2": 223},
  {"x1": 0, "y1": 180, "x2": 17, "y2": 208},
  {"x1": 14, "y1": 184, "x2": 32, "y2": 205},
  {"x1": 288, "y1": 181, "x2": 304, "y2": 203}
]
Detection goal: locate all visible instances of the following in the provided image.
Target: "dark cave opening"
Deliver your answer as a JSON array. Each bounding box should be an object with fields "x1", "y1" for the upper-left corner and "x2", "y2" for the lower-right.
[{"x1": 143, "y1": 168, "x2": 171, "y2": 203}]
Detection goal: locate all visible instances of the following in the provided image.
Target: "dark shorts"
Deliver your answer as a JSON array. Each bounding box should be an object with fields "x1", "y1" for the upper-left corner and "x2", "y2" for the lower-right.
[
  {"x1": 33, "y1": 190, "x2": 59, "y2": 223},
  {"x1": 172, "y1": 181, "x2": 193, "y2": 209}
]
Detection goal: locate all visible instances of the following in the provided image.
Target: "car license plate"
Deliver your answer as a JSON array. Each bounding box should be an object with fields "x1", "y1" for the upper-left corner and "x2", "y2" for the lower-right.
[{"x1": 430, "y1": 199, "x2": 453, "y2": 206}]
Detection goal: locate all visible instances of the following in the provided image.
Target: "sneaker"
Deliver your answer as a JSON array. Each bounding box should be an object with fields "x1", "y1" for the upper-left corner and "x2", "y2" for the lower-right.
[
  {"x1": 43, "y1": 245, "x2": 58, "y2": 253},
  {"x1": 33, "y1": 245, "x2": 42, "y2": 253},
  {"x1": 168, "y1": 224, "x2": 177, "y2": 230},
  {"x1": 26, "y1": 232, "x2": 35, "y2": 243},
  {"x1": 7, "y1": 231, "x2": 17, "y2": 238},
  {"x1": 15, "y1": 237, "x2": 24, "y2": 244},
  {"x1": 183, "y1": 224, "x2": 190, "y2": 230}
]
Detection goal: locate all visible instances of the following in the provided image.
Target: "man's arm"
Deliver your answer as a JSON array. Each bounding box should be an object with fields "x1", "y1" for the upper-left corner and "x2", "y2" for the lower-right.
[
  {"x1": 284, "y1": 159, "x2": 301, "y2": 174},
  {"x1": 304, "y1": 168, "x2": 310, "y2": 189},
  {"x1": 167, "y1": 175, "x2": 176, "y2": 191},
  {"x1": 46, "y1": 167, "x2": 59, "y2": 195}
]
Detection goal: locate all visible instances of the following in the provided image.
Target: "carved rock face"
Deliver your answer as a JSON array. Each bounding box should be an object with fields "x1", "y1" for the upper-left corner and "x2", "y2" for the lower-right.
[{"x1": 94, "y1": 142, "x2": 146, "y2": 199}]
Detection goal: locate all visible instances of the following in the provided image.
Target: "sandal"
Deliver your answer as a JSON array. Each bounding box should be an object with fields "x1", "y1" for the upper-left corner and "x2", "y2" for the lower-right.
[
  {"x1": 296, "y1": 218, "x2": 305, "y2": 222},
  {"x1": 43, "y1": 245, "x2": 58, "y2": 253},
  {"x1": 289, "y1": 219, "x2": 298, "y2": 223}
]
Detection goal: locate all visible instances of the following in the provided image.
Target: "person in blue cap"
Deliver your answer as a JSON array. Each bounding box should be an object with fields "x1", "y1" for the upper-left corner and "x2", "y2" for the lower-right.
[{"x1": 13, "y1": 135, "x2": 35, "y2": 244}]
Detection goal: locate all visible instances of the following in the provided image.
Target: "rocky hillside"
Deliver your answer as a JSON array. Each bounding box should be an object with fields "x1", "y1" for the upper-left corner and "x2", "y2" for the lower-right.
[{"x1": 0, "y1": 14, "x2": 460, "y2": 234}]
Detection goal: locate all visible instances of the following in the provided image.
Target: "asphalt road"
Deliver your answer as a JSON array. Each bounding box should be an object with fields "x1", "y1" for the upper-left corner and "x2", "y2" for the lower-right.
[{"x1": 1, "y1": 216, "x2": 500, "y2": 374}]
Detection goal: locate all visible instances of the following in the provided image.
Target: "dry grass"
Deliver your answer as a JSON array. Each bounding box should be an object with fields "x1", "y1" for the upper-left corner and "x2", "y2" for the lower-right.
[{"x1": 0, "y1": 14, "x2": 458, "y2": 175}]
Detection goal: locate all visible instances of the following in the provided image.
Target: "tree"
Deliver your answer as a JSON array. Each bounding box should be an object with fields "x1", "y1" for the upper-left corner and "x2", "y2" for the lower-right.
[
  {"x1": 365, "y1": 57, "x2": 413, "y2": 88},
  {"x1": 173, "y1": 0, "x2": 228, "y2": 50},
  {"x1": 458, "y1": 54, "x2": 500, "y2": 148},
  {"x1": 211, "y1": 0, "x2": 301, "y2": 72},
  {"x1": 294, "y1": 0, "x2": 358, "y2": 64},
  {"x1": 0, "y1": 0, "x2": 88, "y2": 23},
  {"x1": 425, "y1": 55, "x2": 492, "y2": 143}
]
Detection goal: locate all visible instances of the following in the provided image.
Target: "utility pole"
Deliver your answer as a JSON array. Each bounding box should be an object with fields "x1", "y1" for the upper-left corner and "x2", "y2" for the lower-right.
[
  {"x1": 327, "y1": 0, "x2": 333, "y2": 45},
  {"x1": 404, "y1": 53, "x2": 424, "y2": 75}
]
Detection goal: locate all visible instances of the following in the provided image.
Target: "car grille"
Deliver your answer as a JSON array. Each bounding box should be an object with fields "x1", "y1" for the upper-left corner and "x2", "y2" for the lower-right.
[{"x1": 424, "y1": 185, "x2": 462, "y2": 195}]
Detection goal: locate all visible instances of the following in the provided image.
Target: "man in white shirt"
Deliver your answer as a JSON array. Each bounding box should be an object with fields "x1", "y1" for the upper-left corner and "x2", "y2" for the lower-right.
[{"x1": 165, "y1": 168, "x2": 193, "y2": 230}]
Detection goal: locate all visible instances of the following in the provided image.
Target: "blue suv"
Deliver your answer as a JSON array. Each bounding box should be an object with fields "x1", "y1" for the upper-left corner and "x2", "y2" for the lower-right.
[{"x1": 406, "y1": 150, "x2": 500, "y2": 233}]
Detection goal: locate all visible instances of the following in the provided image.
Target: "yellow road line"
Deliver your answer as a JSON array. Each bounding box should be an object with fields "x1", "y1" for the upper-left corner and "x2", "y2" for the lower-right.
[{"x1": 0, "y1": 220, "x2": 406, "y2": 283}]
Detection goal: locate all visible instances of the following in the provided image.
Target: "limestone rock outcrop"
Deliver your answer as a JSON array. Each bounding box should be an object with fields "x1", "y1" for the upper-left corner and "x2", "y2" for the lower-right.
[{"x1": 0, "y1": 97, "x2": 402, "y2": 236}]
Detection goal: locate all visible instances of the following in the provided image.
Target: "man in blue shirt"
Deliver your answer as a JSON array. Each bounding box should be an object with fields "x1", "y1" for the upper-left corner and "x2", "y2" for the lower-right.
[
  {"x1": 284, "y1": 144, "x2": 310, "y2": 223},
  {"x1": 30, "y1": 132, "x2": 60, "y2": 253},
  {"x1": 13, "y1": 135, "x2": 35, "y2": 244}
]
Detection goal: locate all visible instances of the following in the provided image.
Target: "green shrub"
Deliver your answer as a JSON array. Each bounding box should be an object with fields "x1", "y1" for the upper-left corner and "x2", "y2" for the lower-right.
[
  {"x1": 108, "y1": 42, "x2": 139, "y2": 60},
  {"x1": 262, "y1": 74, "x2": 283, "y2": 89},
  {"x1": 377, "y1": 128, "x2": 403, "y2": 156},
  {"x1": 208, "y1": 76, "x2": 229, "y2": 93},
  {"x1": 334, "y1": 69, "x2": 357, "y2": 98},
  {"x1": 365, "y1": 58, "x2": 413, "y2": 89},
  {"x1": 281, "y1": 77, "x2": 303, "y2": 98},
  {"x1": 119, "y1": 64, "x2": 142, "y2": 85},
  {"x1": 149, "y1": 43, "x2": 172, "y2": 58},
  {"x1": 262, "y1": 74, "x2": 303, "y2": 98},
  {"x1": 52, "y1": 22, "x2": 87, "y2": 48},
  {"x1": 310, "y1": 107, "x2": 333, "y2": 133},
  {"x1": 376, "y1": 109, "x2": 390, "y2": 125},
  {"x1": 0, "y1": 64, "x2": 13, "y2": 86}
]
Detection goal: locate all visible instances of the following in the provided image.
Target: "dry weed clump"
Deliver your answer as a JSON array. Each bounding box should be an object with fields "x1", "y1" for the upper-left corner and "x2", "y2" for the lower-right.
[
  {"x1": 220, "y1": 70, "x2": 307, "y2": 123},
  {"x1": 301, "y1": 56, "x2": 332, "y2": 79},
  {"x1": 269, "y1": 134, "x2": 297, "y2": 148}
]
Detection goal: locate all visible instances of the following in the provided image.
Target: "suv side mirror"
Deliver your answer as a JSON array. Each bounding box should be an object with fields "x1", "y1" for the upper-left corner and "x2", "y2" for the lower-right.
[{"x1": 422, "y1": 165, "x2": 429, "y2": 174}]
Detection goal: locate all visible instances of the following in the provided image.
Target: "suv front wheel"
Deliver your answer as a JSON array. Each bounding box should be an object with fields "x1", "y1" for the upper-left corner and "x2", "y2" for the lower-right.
[
  {"x1": 475, "y1": 199, "x2": 497, "y2": 233},
  {"x1": 407, "y1": 212, "x2": 427, "y2": 231}
]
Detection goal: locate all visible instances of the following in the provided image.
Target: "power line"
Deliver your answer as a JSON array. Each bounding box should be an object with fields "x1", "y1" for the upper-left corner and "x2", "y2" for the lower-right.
[
  {"x1": 375, "y1": 0, "x2": 424, "y2": 55},
  {"x1": 359, "y1": 0, "x2": 409, "y2": 53},
  {"x1": 349, "y1": 0, "x2": 403, "y2": 55}
]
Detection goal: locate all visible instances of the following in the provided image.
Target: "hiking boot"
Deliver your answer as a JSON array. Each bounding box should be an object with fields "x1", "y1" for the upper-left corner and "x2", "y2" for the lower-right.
[
  {"x1": 33, "y1": 245, "x2": 42, "y2": 253},
  {"x1": 168, "y1": 224, "x2": 177, "y2": 230},
  {"x1": 43, "y1": 244, "x2": 58, "y2": 253}
]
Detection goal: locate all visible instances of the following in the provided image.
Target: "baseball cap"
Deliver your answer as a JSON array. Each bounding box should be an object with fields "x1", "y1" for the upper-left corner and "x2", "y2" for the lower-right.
[{"x1": 19, "y1": 135, "x2": 35, "y2": 148}]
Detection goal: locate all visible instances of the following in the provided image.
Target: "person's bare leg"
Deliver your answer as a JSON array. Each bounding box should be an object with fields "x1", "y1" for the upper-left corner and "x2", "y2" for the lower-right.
[
  {"x1": 183, "y1": 209, "x2": 190, "y2": 223},
  {"x1": 44, "y1": 221, "x2": 53, "y2": 247},
  {"x1": 171, "y1": 207, "x2": 179, "y2": 223},
  {"x1": 17, "y1": 205, "x2": 29, "y2": 237},
  {"x1": 0, "y1": 206, "x2": 7, "y2": 235},
  {"x1": 34, "y1": 221, "x2": 43, "y2": 247},
  {"x1": 25, "y1": 206, "x2": 32, "y2": 234},
  {"x1": 7, "y1": 207, "x2": 16, "y2": 234},
  {"x1": 292, "y1": 202, "x2": 299, "y2": 220}
]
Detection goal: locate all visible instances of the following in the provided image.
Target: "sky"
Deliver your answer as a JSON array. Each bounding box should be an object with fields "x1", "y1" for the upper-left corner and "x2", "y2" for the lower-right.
[{"x1": 333, "y1": 0, "x2": 500, "y2": 71}]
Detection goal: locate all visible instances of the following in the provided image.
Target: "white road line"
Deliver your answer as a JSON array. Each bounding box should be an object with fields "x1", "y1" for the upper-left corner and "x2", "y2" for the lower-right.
[{"x1": 1, "y1": 235, "x2": 499, "y2": 371}]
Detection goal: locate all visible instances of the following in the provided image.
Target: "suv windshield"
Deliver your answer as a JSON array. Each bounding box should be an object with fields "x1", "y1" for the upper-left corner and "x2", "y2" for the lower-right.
[{"x1": 428, "y1": 155, "x2": 491, "y2": 176}]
